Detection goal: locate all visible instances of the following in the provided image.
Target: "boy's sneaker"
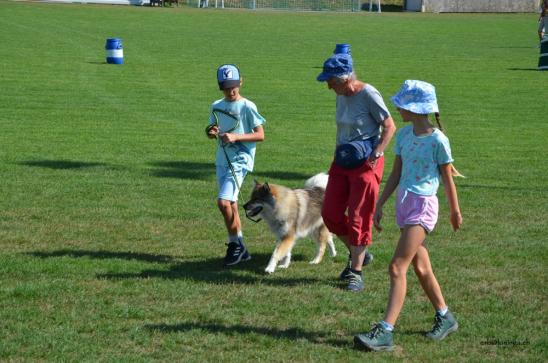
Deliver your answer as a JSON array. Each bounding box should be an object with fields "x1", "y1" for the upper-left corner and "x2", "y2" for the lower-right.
[
  {"x1": 339, "y1": 251, "x2": 373, "y2": 280},
  {"x1": 223, "y1": 242, "x2": 251, "y2": 267},
  {"x1": 346, "y1": 271, "x2": 364, "y2": 292},
  {"x1": 354, "y1": 323, "x2": 394, "y2": 352},
  {"x1": 425, "y1": 310, "x2": 458, "y2": 341}
]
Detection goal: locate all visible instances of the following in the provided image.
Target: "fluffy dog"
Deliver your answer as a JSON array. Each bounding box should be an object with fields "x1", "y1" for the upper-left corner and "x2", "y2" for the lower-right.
[{"x1": 243, "y1": 173, "x2": 336, "y2": 274}]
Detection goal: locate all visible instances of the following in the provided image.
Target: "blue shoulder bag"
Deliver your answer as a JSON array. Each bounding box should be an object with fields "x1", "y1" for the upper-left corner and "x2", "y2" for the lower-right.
[{"x1": 335, "y1": 136, "x2": 376, "y2": 169}]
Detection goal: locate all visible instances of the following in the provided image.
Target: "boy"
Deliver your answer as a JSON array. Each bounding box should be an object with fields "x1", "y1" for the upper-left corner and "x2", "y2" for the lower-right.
[{"x1": 206, "y1": 64, "x2": 266, "y2": 266}]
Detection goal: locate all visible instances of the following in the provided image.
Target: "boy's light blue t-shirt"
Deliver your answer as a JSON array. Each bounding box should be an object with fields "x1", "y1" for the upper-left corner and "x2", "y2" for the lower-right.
[
  {"x1": 395, "y1": 125, "x2": 454, "y2": 196},
  {"x1": 208, "y1": 97, "x2": 265, "y2": 172}
]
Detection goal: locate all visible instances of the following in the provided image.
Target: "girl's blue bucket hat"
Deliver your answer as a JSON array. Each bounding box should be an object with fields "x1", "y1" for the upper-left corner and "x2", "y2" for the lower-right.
[{"x1": 391, "y1": 80, "x2": 439, "y2": 114}]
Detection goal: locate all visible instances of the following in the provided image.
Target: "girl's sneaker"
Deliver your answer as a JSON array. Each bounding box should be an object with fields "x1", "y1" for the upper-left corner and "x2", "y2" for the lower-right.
[
  {"x1": 354, "y1": 323, "x2": 394, "y2": 352},
  {"x1": 425, "y1": 310, "x2": 458, "y2": 340}
]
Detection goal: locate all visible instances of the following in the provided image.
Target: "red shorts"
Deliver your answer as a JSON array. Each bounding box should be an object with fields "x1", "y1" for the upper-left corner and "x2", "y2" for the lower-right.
[{"x1": 321, "y1": 157, "x2": 384, "y2": 246}]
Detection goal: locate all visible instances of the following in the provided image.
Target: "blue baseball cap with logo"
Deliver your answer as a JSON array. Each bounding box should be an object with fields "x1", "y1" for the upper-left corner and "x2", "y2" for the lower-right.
[
  {"x1": 316, "y1": 53, "x2": 353, "y2": 82},
  {"x1": 217, "y1": 64, "x2": 241, "y2": 90}
]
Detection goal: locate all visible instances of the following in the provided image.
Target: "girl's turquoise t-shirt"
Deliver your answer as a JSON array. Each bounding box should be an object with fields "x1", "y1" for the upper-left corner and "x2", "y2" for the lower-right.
[
  {"x1": 208, "y1": 97, "x2": 265, "y2": 172},
  {"x1": 395, "y1": 125, "x2": 453, "y2": 196}
]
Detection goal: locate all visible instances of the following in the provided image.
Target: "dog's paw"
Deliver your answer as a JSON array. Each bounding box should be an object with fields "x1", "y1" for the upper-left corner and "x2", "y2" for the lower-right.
[
  {"x1": 309, "y1": 259, "x2": 321, "y2": 265},
  {"x1": 265, "y1": 265, "x2": 276, "y2": 274},
  {"x1": 278, "y1": 263, "x2": 289, "y2": 269}
]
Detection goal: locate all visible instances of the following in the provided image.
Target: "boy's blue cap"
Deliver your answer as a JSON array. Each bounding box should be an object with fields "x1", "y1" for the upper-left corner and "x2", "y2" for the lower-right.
[
  {"x1": 217, "y1": 64, "x2": 241, "y2": 90},
  {"x1": 316, "y1": 53, "x2": 353, "y2": 82},
  {"x1": 391, "y1": 80, "x2": 439, "y2": 114}
]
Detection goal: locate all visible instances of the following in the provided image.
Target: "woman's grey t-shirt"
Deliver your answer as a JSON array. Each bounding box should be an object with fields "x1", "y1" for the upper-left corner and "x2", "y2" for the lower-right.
[{"x1": 335, "y1": 84, "x2": 391, "y2": 146}]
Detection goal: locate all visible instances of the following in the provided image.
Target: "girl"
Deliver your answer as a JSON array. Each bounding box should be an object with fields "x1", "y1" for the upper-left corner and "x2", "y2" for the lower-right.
[{"x1": 354, "y1": 80, "x2": 462, "y2": 352}]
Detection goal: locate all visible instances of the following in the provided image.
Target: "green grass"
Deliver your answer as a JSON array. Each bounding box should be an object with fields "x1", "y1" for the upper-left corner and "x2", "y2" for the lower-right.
[{"x1": 0, "y1": 1, "x2": 547, "y2": 361}]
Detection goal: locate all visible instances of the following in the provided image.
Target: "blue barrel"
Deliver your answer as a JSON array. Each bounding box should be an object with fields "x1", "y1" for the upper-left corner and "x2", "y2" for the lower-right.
[
  {"x1": 105, "y1": 38, "x2": 123, "y2": 64},
  {"x1": 539, "y1": 38, "x2": 548, "y2": 71},
  {"x1": 334, "y1": 43, "x2": 351, "y2": 55}
]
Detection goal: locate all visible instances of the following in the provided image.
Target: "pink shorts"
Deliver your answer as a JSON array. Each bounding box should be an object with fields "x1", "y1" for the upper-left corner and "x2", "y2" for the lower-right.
[{"x1": 396, "y1": 189, "x2": 439, "y2": 233}]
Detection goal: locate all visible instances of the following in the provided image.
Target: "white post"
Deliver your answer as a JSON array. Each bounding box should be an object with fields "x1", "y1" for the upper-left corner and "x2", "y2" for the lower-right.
[{"x1": 369, "y1": 0, "x2": 381, "y2": 13}]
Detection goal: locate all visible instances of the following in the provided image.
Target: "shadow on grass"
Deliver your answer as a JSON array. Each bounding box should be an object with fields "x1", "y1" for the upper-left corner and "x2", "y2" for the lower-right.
[
  {"x1": 507, "y1": 68, "x2": 542, "y2": 71},
  {"x1": 145, "y1": 321, "x2": 348, "y2": 348},
  {"x1": 28, "y1": 249, "x2": 176, "y2": 264},
  {"x1": 458, "y1": 183, "x2": 546, "y2": 192},
  {"x1": 252, "y1": 170, "x2": 317, "y2": 181},
  {"x1": 97, "y1": 253, "x2": 324, "y2": 286},
  {"x1": 28, "y1": 248, "x2": 325, "y2": 286},
  {"x1": 398, "y1": 328, "x2": 427, "y2": 337},
  {"x1": 149, "y1": 160, "x2": 314, "y2": 182},
  {"x1": 148, "y1": 161, "x2": 213, "y2": 180},
  {"x1": 494, "y1": 46, "x2": 538, "y2": 49},
  {"x1": 19, "y1": 159, "x2": 107, "y2": 170}
]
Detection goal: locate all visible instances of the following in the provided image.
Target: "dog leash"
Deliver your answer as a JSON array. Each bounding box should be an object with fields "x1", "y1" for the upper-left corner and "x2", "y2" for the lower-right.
[{"x1": 206, "y1": 109, "x2": 243, "y2": 202}]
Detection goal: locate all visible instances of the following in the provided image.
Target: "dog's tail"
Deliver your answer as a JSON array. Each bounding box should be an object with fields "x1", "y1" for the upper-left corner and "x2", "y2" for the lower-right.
[{"x1": 304, "y1": 172, "x2": 329, "y2": 189}]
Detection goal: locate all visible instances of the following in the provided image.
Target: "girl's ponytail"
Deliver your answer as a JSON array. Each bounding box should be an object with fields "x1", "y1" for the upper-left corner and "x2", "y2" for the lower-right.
[
  {"x1": 435, "y1": 112, "x2": 464, "y2": 178},
  {"x1": 450, "y1": 165, "x2": 464, "y2": 178},
  {"x1": 434, "y1": 112, "x2": 445, "y2": 132}
]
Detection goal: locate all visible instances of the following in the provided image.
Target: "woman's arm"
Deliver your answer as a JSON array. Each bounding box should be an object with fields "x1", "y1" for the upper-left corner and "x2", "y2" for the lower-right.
[
  {"x1": 375, "y1": 116, "x2": 397, "y2": 156},
  {"x1": 440, "y1": 163, "x2": 462, "y2": 231}
]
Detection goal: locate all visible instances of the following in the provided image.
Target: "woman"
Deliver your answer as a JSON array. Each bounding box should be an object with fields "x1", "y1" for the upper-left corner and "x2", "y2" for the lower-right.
[{"x1": 317, "y1": 52, "x2": 396, "y2": 291}]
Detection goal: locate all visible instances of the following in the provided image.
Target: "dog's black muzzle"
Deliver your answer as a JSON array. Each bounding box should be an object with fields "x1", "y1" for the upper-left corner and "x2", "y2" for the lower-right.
[{"x1": 243, "y1": 201, "x2": 263, "y2": 223}]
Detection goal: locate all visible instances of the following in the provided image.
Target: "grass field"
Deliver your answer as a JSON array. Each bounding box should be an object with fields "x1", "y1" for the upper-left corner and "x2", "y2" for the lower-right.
[{"x1": 0, "y1": 1, "x2": 546, "y2": 361}]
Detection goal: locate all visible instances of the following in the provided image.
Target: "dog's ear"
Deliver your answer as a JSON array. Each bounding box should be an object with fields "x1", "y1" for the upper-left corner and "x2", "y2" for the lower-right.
[
  {"x1": 264, "y1": 182, "x2": 270, "y2": 192},
  {"x1": 253, "y1": 179, "x2": 260, "y2": 188}
]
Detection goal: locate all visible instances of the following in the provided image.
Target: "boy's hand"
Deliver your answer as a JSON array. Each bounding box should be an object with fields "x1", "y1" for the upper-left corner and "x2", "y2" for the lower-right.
[
  {"x1": 374, "y1": 206, "x2": 383, "y2": 232},
  {"x1": 450, "y1": 210, "x2": 462, "y2": 231},
  {"x1": 206, "y1": 125, "x2": 219, "y2": 139},
  {"x1": 220, "y1": 133, "x2": 238, "y2": 144}
]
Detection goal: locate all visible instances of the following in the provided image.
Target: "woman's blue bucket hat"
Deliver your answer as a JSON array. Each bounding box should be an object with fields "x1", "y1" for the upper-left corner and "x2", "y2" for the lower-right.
[
  {"x1": 391, "y1": 80, "x2": 439, "y2": 114},
  {"x1": 317, "y1": 53, "x2": 353, "y2": 82}
]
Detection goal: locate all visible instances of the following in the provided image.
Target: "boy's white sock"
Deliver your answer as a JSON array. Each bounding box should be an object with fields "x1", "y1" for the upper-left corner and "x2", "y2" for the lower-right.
[{"x1": 228, "y1": 235, "x2": 239, "y2": 244}]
